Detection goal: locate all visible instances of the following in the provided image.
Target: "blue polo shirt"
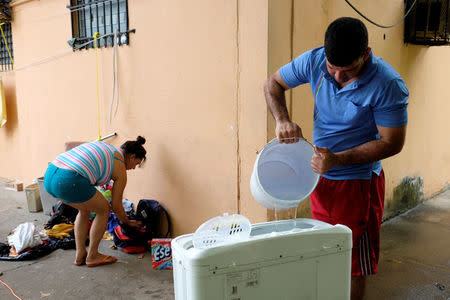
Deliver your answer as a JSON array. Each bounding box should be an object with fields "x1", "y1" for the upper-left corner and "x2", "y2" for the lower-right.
[{"x1": 280, "y1": 47, "x2": 409, "y2": 180}]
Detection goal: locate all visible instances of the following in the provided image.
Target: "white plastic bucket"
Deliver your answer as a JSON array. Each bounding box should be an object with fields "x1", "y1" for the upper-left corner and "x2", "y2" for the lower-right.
[{"x1": 250, "y1": 138, "x2": 320, "y2": 210}]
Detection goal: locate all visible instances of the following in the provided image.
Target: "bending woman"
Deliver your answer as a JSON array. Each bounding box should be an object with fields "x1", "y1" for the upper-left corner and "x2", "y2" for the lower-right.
[{"x1": 43, "y1": 136, "x2": 146, "y2": 267}]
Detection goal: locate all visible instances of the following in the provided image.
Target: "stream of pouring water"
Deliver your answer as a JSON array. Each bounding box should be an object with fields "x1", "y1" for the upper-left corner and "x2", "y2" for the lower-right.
[{"x1": 274, "y1": 205, "x2": 299, "y2": 230}]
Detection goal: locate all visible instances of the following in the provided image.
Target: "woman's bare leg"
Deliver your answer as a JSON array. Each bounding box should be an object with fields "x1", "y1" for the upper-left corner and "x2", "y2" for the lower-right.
[
  {"x1": 64, "y1": 191, "x2": 116, "y2": 266},
  {"x1": 73, "y1": 209, "x2": 90, "y2": 265}
]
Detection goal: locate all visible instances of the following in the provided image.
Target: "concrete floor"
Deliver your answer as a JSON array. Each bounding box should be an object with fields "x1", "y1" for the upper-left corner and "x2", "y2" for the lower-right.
[
  {"x1": 0, "y1": 188, "x2": 449, "y2": 300},
  {"x1": 365, "y1": 189, "x2": 450, "y2": 300},
  {"x1": 0, "y1": 189, "x2": 174, "y2": 300}
]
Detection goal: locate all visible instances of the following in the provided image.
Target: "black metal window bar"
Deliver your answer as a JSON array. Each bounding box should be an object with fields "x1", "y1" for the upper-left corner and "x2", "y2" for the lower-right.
[
  {"x1": 405, "y1": 0, "x2": 450, "y2": 45},
  {"x1": 0, "y1": 22, "x2": 13, "y2": 71},
  {"x1": 68, "y1": 0, "x2": 133, "y2": 50}
]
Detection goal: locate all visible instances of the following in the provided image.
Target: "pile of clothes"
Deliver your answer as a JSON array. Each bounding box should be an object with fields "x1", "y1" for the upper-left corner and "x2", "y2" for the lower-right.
[
  {"x1": 1, "y1": 182, "x2": 171, "y2": 260},
  {"x1": 0, "y1": 201, "x2": 78, "y2": 261}
]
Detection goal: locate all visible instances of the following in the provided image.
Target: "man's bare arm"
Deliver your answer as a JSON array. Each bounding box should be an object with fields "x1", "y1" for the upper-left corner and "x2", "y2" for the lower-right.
[
  {"x1": 264, "y1": 70, "x2": 291, "y2": 122},
  {"x1": 264, "y1": 70, "x2": 303, "y2": 142}
]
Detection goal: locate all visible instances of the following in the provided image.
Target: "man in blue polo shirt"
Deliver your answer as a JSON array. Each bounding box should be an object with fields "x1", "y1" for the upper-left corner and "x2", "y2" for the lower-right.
[{"x1": 264, "y1": 17, "x2": 408, "y2": 300}]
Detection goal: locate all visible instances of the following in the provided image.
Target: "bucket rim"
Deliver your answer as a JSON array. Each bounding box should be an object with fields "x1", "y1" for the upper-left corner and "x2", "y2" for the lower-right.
[{"x1": 253, "y1": 138, "x2": 320, "y2": 208}]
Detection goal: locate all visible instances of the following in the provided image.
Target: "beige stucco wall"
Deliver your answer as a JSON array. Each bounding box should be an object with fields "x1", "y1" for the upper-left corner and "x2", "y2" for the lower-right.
[
  {"x1": 0, "y1": 0, "x2": 268, "y2": 235},
  {"x1": 268, "y1": 0, "x2": 450, "y2": 218},
  {"x1": 236, "y1": 0, "x2": 269, "y2": 221},
  {"x1": 1, "y1": 0, "x2": 449, "y2": 235}
]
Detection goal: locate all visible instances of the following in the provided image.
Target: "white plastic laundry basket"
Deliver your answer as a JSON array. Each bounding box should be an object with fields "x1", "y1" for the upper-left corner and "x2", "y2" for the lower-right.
[
  {"x1": 192, "y1": 213, "x2": 251, "y2": 249},
  {"x1": 250, "y1": 138, "x2": 320, "y2": 210}
]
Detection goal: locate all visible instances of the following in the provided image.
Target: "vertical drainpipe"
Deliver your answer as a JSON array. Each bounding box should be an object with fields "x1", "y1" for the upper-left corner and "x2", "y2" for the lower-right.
[
  {"x1": 236, "y1": 0, "x2": 241, "y2": 214},
  {"x1": 288, "y1": 0, "x2": 294, "y2": 119}
]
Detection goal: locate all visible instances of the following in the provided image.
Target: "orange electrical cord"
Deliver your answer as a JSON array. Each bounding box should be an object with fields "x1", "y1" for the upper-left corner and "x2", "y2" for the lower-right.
[{"x1": 0, "y1": 279, "x2": 23, "y2": 300}]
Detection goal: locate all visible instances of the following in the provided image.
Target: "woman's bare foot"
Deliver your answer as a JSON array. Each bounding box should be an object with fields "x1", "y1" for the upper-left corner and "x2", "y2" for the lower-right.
[
  {"x1": 74, "y1": 250, "x2": 88, "y2": 266},
  {"x1": 86, "y1": 253, "x2": 117, "y2": 267}
]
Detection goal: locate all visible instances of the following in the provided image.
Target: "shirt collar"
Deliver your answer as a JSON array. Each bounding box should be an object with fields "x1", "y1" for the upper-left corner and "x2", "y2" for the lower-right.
[{"x1": 319, "y1": 51, "x2": 378, "y2": 88}]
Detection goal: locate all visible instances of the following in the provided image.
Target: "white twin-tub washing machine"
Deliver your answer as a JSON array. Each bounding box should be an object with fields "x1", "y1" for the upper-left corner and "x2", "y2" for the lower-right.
[{"x1": 172, "y1": 218, "x2": 352, "y2": 300}]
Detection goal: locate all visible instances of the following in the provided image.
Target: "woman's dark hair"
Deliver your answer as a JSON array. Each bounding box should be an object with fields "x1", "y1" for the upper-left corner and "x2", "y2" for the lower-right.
[
  {"x1": 324, "y1": 17, "x2": 368, "y2": 67},
  {"x1": 121, "y1": 136, "x2": 147, "y2": 161}
]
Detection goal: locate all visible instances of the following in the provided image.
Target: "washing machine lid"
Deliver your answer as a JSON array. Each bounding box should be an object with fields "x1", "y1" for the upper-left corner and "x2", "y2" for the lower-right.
[{"x1": 172, "y1": 219, "x2": 352, "y2": 271}]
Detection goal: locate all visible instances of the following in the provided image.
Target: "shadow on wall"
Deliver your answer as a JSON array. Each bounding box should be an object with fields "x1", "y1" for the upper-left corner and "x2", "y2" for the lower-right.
[
  {"x1": 398, "y1": 43, "x2": 427, "y2": 83},
  {"x1": 384, "y1": 176, "x2": 424, "y2": 221},
  {"x1": 2, "y1": 75, "x2": 17, "y2": 137}
]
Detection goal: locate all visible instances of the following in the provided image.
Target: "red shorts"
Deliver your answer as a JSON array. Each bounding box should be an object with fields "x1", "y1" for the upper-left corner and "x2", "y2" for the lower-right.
[{"x1": 310, "y1": 170, "x2": 385, "y2": 276}]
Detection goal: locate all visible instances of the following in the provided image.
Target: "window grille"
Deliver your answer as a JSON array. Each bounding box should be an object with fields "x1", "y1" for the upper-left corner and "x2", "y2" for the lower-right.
[
  {"x1": 0, "y1": 22, "x2": 13, "y2": 71},
  {"x1": 68, "y1": 0, "x2": 133, "y2": 50},
  {"x1": 0, "y1": 1, "x2": 12, "y2": 23},
  {"x1": 405, "y1": 0, "x2": 450, "y2": 45}
]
